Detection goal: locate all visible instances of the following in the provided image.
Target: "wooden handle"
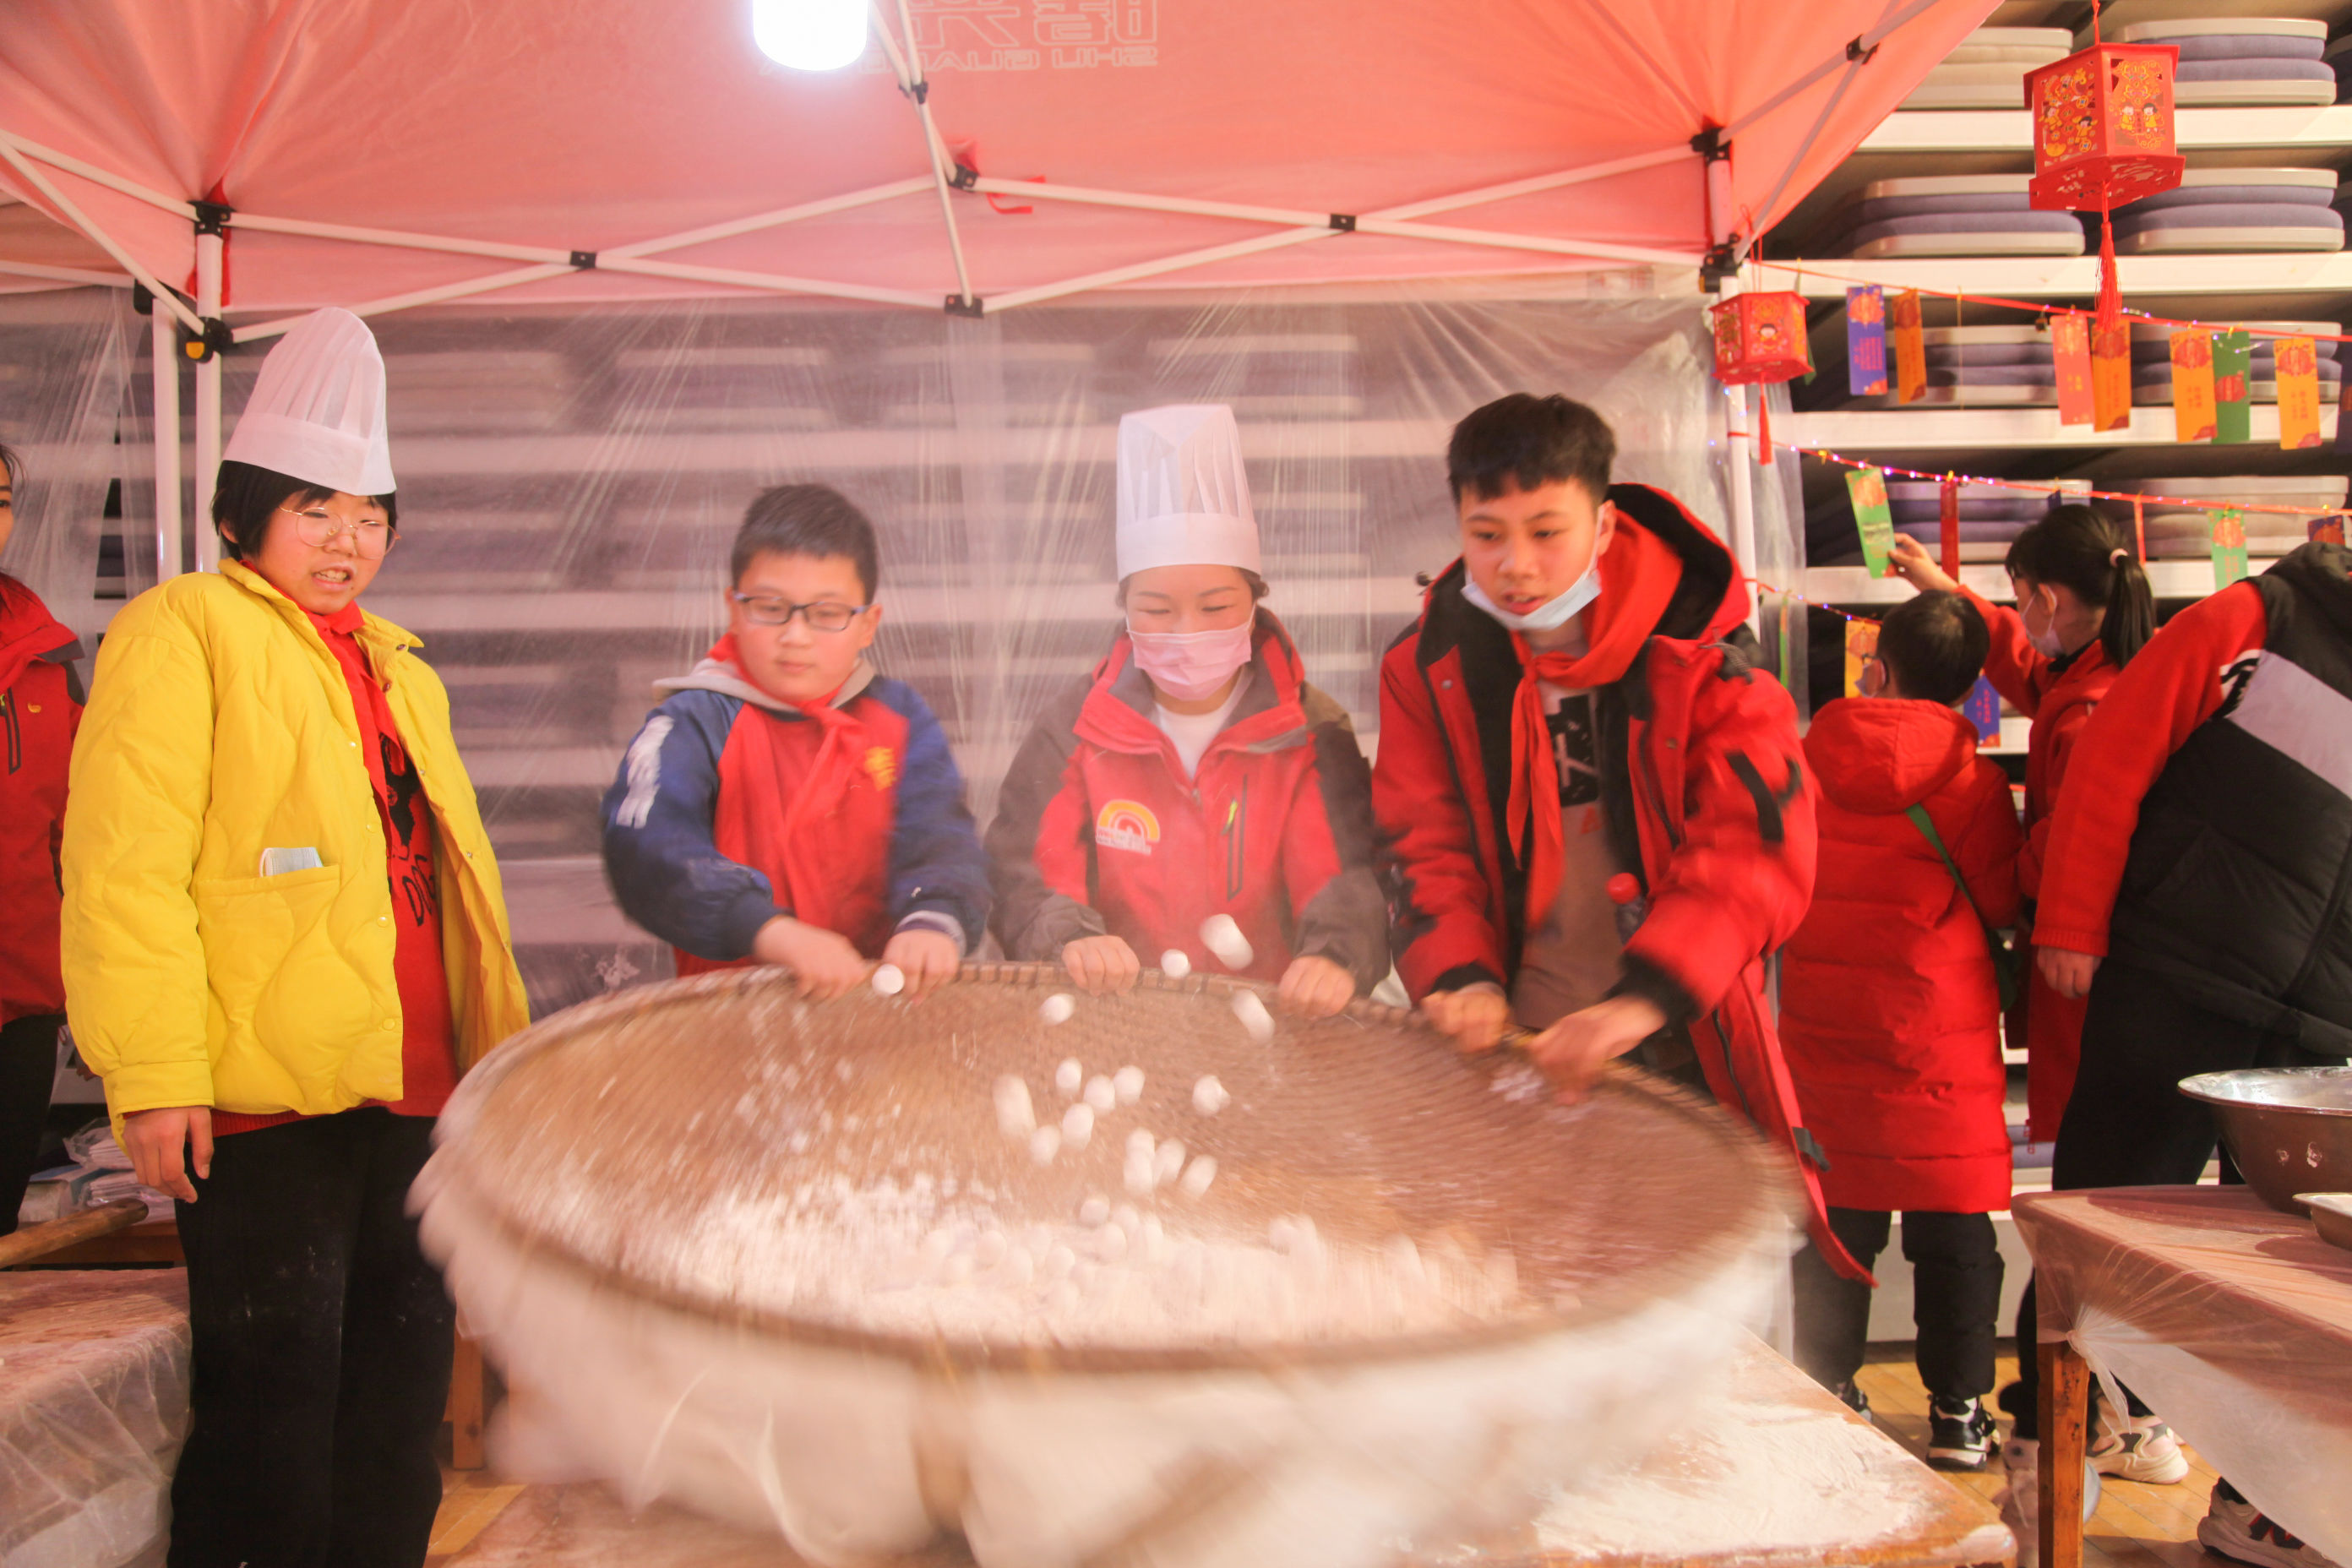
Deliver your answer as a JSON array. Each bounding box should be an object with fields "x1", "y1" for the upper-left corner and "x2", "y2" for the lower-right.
[{"x1": 0, "y1": 1197, "x2": 150, "y2": 1269}]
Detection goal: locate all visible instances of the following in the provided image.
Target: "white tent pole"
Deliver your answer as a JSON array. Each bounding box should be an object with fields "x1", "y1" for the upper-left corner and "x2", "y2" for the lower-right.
[
  {"x1": 601, "y1": 178, "x2": 934, "y2": 259},
  {"x1": 232, "y1": 263, "x2": 578, "y2": 345},
  {"x1": 0, "y1": 131, "x2": 195, "y2": 218},
  {"x1": 191, "y1": 228, "x2": 222, "y2": 571},
  {"x1": 598, "y1": 255, "x2": 942, "y2": 308},
  {"x1": 1355, "y1": 219, "x2": 1692, "y2": 270},
  {"x1": 0, "y1": 258, "x2": 132, "y2": 287},
  {"x1": 1375, "y1": 146, "x2": 1696, "y2": 220},
  {"x1": 989, "y1": 227, "x2": 1340, "y2": 313},
  {"x1": 231, "y1": 213, "x2": 569, "y2": 264},
  {"x1": 870, "y1": 0, "x2": 977, "y2": 309},
  {"x1": 0, "y1": 133, "x2": 202, "y2": 333},
  {"x1": 1719, "y1": 0, "x2": 1944, "y2": 141},
  {"x1": 152, "y1": 307, "x2": 182, "y2": 580}
]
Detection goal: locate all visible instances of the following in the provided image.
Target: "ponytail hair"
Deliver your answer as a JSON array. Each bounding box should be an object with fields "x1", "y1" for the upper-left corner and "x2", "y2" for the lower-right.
[{"x1": 2004, "y1": 503, "x2": 2155, "y2": 668}]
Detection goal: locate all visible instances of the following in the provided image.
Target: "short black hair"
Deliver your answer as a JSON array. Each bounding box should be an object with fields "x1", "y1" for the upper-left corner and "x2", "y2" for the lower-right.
[
  {"x1": 731, "y1": 484, "x2": 879, "y2": 598},
  {"x1": 1115, "y1": 569, "x2": 1268, "y2": 607},
  {"x1": 211, "y1": 459, "x2": 399, "y2": 562},
  {"x1": 1446, "y1": 394, "x2": 1616, "y2": 504},
  {"x1": 0, "y1": 441, "x2": 19, "y2": 487},
  {"x1": 1877, "y1": 590, "x2": 1988, "y2": 707}
]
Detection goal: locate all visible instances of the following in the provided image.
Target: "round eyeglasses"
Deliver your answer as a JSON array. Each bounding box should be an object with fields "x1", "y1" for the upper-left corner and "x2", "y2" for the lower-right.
[{"x1": 279, "y1": 504, "x2": 395, "y2": 558}]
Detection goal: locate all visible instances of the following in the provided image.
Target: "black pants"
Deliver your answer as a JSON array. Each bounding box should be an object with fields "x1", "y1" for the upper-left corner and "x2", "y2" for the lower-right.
[
  {"x1": 0, "y1": 1012, "x2": 61, "y2": 1237},
  {"x1": 2002, "y1": 962, "x2": 2347, "y2": 1439},
  {"x1": 1794, "y1": 1206, "x2": 2004, "y2": 1404},
  {"x1": 169, "y1": 1108, "x2": 453, "y2": 1568}
]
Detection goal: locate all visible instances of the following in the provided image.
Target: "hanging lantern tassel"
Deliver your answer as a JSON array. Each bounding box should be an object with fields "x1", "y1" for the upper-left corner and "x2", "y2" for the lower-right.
[
  {"x1": 1758, "y1": 393, "x2": 1773, "y2": 466},
  {"x1": 2133, "y1": 495, "x2": 2147, "y2": 563},
  {"x1": 1939, "y1": 472, "x2": 1961, "y2": 578},
  {"x1": 2095, "y1": 204, "x2": 2123, "y2": 333}
]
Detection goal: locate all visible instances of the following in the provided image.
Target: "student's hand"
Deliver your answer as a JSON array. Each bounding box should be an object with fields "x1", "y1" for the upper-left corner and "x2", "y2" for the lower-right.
[
  {"x1": 1526, "y1": 994, "x2": 1669, "y2": 1104},
  {"x1": 1420, "y1": 985, "x2": 1515, "y2": 1054},
  {"x1": 122, "y1": 1106, "x2": 213, "y2": 1204},
  {"x1": 1276, "y1": 955, "x2": 1356, "y2": 1019},
  {"x1": 1060, "y1": 934, "x2": 1141, "y2": 994},
  {"x1": 2037, "y1": 945, "x2": 2102, "y2": 1000},
  {"x1": 1888, "y1": 533, "x2": 1963, "y2": 595},
  {"x1": 753, "y1": 916, "x2": 872, "y2": 1000},
  {"x1": 880, "y1": 927, "x2": 961, "y2": 1000}
]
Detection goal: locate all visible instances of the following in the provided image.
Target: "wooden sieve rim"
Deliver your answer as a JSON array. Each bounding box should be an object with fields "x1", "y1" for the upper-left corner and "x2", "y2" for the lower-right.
[{"x1": 433, "y1": 963, "x2": 1801, "y2": 1377}]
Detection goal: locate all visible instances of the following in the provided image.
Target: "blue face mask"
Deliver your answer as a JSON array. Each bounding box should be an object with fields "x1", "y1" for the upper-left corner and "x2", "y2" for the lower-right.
[{"x1": 1461, "y1": 548, "x2": 1602, "y2": 634}]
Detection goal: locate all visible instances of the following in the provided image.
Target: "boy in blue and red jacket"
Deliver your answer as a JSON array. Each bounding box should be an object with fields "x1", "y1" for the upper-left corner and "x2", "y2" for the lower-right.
[{"x1": 602, "y1": 485, "x2": 988, "y2": 999}]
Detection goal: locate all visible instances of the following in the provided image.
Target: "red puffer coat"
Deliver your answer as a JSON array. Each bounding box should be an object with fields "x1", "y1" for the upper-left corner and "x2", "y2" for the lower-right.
[
  {"x1": 1780, "y1": 697, "x2": 2023, "y2": 1214},
  {"x1": 1, "y1": 574, "x2": 82, "y2": 1026}
]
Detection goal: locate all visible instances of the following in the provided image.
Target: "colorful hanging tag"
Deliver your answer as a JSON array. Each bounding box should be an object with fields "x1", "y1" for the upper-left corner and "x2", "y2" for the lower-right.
[
  {"x1": 2091, "y1": 320, "x2": 2133, "y2": 433},
  {"x1": 2213, "y1": 329, "x2": 2253, "y2": 444},
  {"x1": 2170, "y1": 329, "x2": 2215, "y2": 444},
  {"x1": 2313, "y1": 514, "x2": 2348, "y2": 546},
  {"x1": 2211, "y1": 508, "x2": 2248, "y2": 588},
  {"x1": 1963, "y1": 677, "x2": 2001, "y2": 745},
  {"x1": 1847, "y1": 286, "x2": 1888, "y2": 397},
  {"x1": 1843, "y1": 617, "x2": 1880, "y2": 700},
  {"x1": 1847, "y1": 466, "x2": 1897, "y2": 578},
  {"x1": 2053, "y1": 314, "x2": 2094, "y2": 426},
  {"x1": 2276, "y1": 335, "x2": 2323, "y2": 451},
  {"x1": 1891, "y1": 290, "x2": 1926, "y2": 406},
  {"x1": 1939, "y1": 473, "x2": 1962, "y2": 577}
]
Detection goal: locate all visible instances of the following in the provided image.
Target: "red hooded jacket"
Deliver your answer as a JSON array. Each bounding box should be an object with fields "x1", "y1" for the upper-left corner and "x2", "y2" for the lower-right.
[
  {"x1": 1960, "y1": 585, "x2": 2114, "y2": 1140},
  {"x1": 1, "y1": 574, "x2": 82, "y2": 1026},
  {"x1": 1375, "y1": 484, "x2": 1863, "y2": 1279},
  {"x1": 1781, "y1": 698, "x2": 2023, "y2": 1214}
]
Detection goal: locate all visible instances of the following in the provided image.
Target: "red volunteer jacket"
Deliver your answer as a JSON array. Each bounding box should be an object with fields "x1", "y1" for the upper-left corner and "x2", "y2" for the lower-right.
[
  {"x1": 987, "y1": 612, "x2": 1389, "y2": 992},
  {"x1": 1780, "y1": 698, "x2": 2023, "y2": 1213},
  {"x1": 1375, "y1": 484, "x2": 1862, "y2": 1279},
  {"x1": 1961, "y1": 586, "x2": 2115, "y2": 1138},
  {"x1": 1, "y1": 574, "x2": 83, "y2": 1026}
]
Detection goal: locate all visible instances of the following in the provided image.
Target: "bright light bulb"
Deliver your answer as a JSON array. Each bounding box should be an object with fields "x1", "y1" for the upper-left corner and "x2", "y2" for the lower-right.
[{"x1": 752, "y1": 0, "x2": 868, "y2": 71}]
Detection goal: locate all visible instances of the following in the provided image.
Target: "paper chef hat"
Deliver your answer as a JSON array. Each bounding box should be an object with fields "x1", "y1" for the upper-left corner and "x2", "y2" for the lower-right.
[
  {"x1": 220, "y1": 308, "x2": 395, "y2": 496},
  {"x1": 1114, "y1": 404, "x2": 1260, "y2": 580}
]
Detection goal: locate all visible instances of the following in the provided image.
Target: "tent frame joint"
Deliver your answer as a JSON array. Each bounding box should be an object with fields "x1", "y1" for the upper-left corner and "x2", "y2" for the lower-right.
[
  {"x1": 1701, "y1": 241, "x2": 1741, "y2": 289},
  {"x1": 1690, "y1": 125, "x2": 1728, "y2": 161},
  {"x1": 183, "y1": 317, "x2": 232, "y2": 362},
  {"x1": 569, "y1": 249, "x2": 598, "y2": 270},
  {"x1": 948, "y1": 162, "x2": 979, "y2": 192},
  {"x1": 1327, "y1": 212, "x2": 1357, "y2": 231},
  {"x1": 1844, "y1": 35, "x2": 1882, "y2": 66},
  {"x1": 193, "y1": 199, "x2": 233, "y2": 236},
  {"x1": 943, "y1": 292, "x2": 985, "y2": 318}
]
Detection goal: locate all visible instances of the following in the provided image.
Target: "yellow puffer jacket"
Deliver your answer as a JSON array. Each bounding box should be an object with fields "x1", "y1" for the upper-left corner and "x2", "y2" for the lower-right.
[{"x1": 61, "y1": 560, "x2": 530, "y2": 1136}]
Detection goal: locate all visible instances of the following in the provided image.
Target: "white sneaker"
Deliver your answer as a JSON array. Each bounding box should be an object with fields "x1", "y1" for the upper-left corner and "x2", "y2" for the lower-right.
[
  {"x1": 2088, "y1": 1407, "x2": 2190, "y2": 1484},
  {"x1": 1995, "y1": 1436, "x2": 2104, "y2": 1568},
  {"x1": 2199, "y1": 1482, "x2": 2344, "y2": 1568}
]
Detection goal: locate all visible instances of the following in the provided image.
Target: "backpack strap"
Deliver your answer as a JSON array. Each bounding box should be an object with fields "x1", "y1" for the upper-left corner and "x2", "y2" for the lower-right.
[{"x1": 1904, "y1": 803, "x2": 2022, "y2": 1010}]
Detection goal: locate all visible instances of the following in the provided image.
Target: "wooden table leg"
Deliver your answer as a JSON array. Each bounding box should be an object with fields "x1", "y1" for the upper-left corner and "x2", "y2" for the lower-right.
[
  {"x1": 448, "y1": 1330, "x2": 487, "y2": 1471},
  {"x1": 2039, "y1": 1338, "x2": 2089, "y2": 1568}
]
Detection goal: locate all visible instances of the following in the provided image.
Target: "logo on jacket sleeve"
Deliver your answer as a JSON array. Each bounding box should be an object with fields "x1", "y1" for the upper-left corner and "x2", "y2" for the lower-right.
[
  {"x1": 863, "y1": 746, "x2": 899, "y2": 791},
  {"x1": 1095, "y1": 800, "x2": 1160, "y2": 855}
]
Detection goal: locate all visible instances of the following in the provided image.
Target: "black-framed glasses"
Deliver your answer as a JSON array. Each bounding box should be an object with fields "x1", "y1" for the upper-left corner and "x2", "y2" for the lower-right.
[
  {"x1": 278, "y1": 504, "x2": 395, "y2": 558},
  {"x1": 730, "y1": 593, "x2": 868, "y2": 632}
]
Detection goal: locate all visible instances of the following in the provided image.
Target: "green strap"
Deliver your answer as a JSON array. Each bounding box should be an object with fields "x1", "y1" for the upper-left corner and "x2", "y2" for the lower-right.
[{"x1": 1903, "y1": 803, "x2": 2006, "y2": 953}]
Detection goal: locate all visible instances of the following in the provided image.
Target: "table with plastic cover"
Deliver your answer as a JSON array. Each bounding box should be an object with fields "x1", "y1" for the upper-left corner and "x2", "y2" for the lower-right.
[
  {"x1": 435, "y1": 1336, "x2": 2015, "y2": 1568},
  {"x1": 2013, "y1": 1187, "x2": 2352, "y2": 1568}
]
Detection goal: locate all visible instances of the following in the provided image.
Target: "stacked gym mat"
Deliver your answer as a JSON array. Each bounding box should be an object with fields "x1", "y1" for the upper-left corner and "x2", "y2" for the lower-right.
[
  {"x1": 2114, "y1": 18, "x2": 2335, "y2": 106},
  {"x1": 2113, "y1": 167, "x2": 2344, "y2": 255},
  {"x1": 1900, "y1": 28, "x2": 2072, "y2": 108},
  {"x1": 1813, "y1": 175, "x2": 2086, "y2": 260}
]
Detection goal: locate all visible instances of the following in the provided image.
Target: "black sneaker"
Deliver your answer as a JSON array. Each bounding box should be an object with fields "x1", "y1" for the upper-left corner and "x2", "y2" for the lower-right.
[
  {"x1": 1928, "y1": 1396, "x2": 1998, "y2": 1471},
  {"x1": 1829, "y1": 1378, "x2": 1874, "y2": 1424}
]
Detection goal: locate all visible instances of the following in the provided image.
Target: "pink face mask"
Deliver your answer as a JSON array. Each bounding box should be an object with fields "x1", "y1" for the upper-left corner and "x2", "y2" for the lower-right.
[{"x1": 1127, "y1": 623, "x2": 1255, "y2": 701}]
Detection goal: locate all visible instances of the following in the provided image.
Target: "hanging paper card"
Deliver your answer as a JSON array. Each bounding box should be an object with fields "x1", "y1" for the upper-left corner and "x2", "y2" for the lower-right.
[
  {"x1": 1891, "y1": 291, "x2": 1926, "y2": 405},
  {"x1": 2091, "y1": 321, "x2": 2132, "y2": 433},
  {"x1": 2211, "y1": 508, "x2": 2248, "y2": 588},
  {"x1": 2276, "y1": 335, "x2": 2322, "y2": 450},
  {"x1": 1843, "y1": 617, "x2": 1880, "y2": 700},
  {"x1": 2053, "y1": 314, "x2": 2094, "y2": 426},
  {"x1": 2313, "y1": 514, "x2": 2348, "y2": 546},
  {"x1": 1847, "y1": 286, "x2": 1888, "y2": 397},
  {"x1": 1963, "y1": 677, "x2": 2001, "y2": 745},
  {"x1": 1939, "y1": 474, "x2": 1961, "y2": 577},
  {"x1": 2170, "y1": 329, "x2": 2215, "y2": 444},
  {"x1": 1846, "y1": 466, "x2": 1896, "y2": 577},
  {"x1": 2213, "y1": 329, "x2": 2252, "y2": 444}
]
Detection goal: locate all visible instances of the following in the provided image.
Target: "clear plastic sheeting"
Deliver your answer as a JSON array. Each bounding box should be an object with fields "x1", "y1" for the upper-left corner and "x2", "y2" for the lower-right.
[
  {"x1": 0, "y1": 284, "x2": 1797, "y2": 1015},
  {"x1": 0, "y1": 1269, "x2": 188, "y2": 1568},
  {"x1": 0, "y1": 286, "x2": 134, "y2": 650},
  {"x1": 2014, "y1": 1187, "x2": 2352, "y2": 1566}
]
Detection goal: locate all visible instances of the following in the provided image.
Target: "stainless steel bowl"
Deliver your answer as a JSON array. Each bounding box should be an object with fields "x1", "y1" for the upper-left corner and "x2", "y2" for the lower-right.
[{"x1": 2178, "y1": 1068, "x2": 2352, "y2": 1216}]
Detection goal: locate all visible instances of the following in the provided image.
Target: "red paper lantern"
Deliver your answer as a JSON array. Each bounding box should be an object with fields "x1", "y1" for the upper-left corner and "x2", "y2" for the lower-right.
[
  {"x1": 2024, "y1": 44, "x2": 2184, "y2": 211},
  {"x1": 1710, "y1": 291, "x2": 1811, "y2": 386}
]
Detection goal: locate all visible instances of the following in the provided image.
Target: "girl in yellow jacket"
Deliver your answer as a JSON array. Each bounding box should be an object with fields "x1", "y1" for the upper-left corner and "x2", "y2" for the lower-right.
[{"x1": 60, "y1": 310, "x2": 528, "y2": 1568}]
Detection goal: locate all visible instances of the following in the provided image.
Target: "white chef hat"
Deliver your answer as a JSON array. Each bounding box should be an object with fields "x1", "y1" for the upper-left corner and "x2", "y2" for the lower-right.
[
  {"x1": 1114, "y1": 404, "x2": 1260, "y2": 579},
  {"x1": 221, "y1": 308, "x2": 395, "y2": 496}
]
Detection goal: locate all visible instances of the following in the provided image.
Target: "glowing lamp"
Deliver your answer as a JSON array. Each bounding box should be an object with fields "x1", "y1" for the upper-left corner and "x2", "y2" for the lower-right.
[
  {"x1": 2024, "y1": 44, "x2": 2184, "y2": 211},
  {"x1": 752, "y1": 0, "x2": 868, "y2": 71},
  {"x1": 1709, "y1": 291, "x2": 1812, "y2": 386}
]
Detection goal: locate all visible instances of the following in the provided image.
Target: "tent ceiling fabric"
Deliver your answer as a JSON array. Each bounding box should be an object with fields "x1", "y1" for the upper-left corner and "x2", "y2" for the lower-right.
[{"x1": 0, "y1": 0, "x2": 1994, "y2": 313}]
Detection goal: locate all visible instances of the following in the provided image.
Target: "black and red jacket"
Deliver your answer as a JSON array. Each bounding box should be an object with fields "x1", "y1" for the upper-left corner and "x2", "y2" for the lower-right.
[
  {"x1": 0, "y1": 574, "x2": 82, "y2": 1026},
  {"x1": 987, "y1": 612, "x2": 1389, "y2": 992},
  {"x1": 1375, "y1": 484, "x2": 1860, "y2": 1277}
]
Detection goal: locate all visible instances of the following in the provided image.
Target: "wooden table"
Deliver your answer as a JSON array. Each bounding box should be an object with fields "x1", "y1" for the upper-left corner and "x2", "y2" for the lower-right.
[
  {"x1": 435, "y1": 1338, "x2": 2013, "y2": 1568},
  {"x1": 2014, "y1": 1187, "x2": 2352, "y2": 1568}
]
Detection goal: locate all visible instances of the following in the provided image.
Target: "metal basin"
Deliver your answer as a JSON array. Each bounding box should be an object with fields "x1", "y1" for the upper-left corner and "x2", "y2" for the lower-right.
[{"x1": 2178, "y1": 1068, "x2": 2352, "y2": 1215}]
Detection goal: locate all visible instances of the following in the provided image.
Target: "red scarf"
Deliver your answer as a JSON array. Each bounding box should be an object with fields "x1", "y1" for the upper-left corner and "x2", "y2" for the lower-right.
[{"x1": 1500, "y1": 519, "x2": 1684, "y2": 925}]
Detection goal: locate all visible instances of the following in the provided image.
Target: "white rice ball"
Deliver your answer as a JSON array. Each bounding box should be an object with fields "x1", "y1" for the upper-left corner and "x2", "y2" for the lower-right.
[
  {"x1": 1083, "y1": 1075, "x2": 1118, "y2": 1113},
  {"x1": 996, "y1": 1247, "x2": 1035, "y2": 1287},
  {"x1": 1161, "y1": 949, "x2": 1191, "y2": 979},
  {"x1": 1126, "y1": 1129, "x2": 1156, "y2": 1158},
  {"x1": 1027, "y1": 1124, "x2": 1062, "y2": 1165},
  {"x1": 1060, "y1": 1102, "x2": 1095, "y2": 1148},
  {"x1": 1179, "y1": 1156, "x2": 1218, "y2": 1198},
  {"x1": 1200, "y1": 913, "x2": 1255, "y2": 969},
  {"x1": 994, "y1": 1075, "x2": 1036, "y2": 1140},
  {"x1": 1055, "y1": 1059, "x2": 1084, "y2": 1097},
  {"x1": 870, "y1": 963, "x2": 906, "y2": 997},
  {"x1": 1191, "y1": 1075, "x2": 1230, "y2": 1115},
  {"x1": 1112, "y1": 1065, "x2": 1146, "y2": 1105},
  {"x1": 1078, "y1": 1195, "x2": 1111, "y2": 1228},
  {"x1": 1231, "y1": 989, "x2": 1275, "y2": 1044},
  {"x1": 1038, "y1": 992, "x2": 1075, "y2": 1026},
  {"x1": 1124, "y1": 1147, "x2": 1158, "y2": 1197},
  {"x1": 1153, "y1": 1138, "x2": 1187, "y2": 1184},
  {"x1": 1092, "y1": 1224, "x2": 1128, "y2": 1262}
]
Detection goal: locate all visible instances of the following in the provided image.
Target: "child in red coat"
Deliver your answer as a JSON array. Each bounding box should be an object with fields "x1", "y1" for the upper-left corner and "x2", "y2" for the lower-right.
[{"x1": 1782, "y1": 591, "x2": 2022, "y2": 1470}]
